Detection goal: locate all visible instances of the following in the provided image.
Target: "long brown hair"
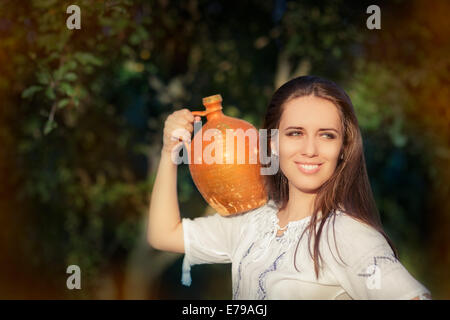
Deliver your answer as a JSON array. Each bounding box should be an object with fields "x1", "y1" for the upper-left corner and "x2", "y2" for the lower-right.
[{"x1": 262, "y1": 75, "x2": 398, "y2": 279}]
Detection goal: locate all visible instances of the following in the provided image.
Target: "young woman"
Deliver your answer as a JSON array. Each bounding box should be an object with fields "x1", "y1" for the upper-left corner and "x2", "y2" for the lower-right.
[{"x1": 148, "y1": 76, "x2": 431, "y2": 300}]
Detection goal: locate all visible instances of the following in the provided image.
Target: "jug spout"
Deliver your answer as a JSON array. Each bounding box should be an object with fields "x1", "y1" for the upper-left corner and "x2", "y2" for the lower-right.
[
  {"x1": 189, "y1": 94, "x2": 224, "y2": 121},
  {"x1": 202, "y1": 94, "x2": 223, "y2": 121}
]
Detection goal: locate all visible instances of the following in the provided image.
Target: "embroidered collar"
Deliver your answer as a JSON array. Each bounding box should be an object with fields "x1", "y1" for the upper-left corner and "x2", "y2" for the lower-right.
[
  {"x1": 247, "y1": 202, "x2": 313, "y2": 262},
  {"x1": 266, "y1": 200, "x2": 312, "y2": 234}
]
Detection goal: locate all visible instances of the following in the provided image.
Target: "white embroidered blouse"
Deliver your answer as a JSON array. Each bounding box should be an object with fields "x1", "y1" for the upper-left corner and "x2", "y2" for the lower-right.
[{"x1": 181, "y1": 200, "x2": 431, "y2": 300}]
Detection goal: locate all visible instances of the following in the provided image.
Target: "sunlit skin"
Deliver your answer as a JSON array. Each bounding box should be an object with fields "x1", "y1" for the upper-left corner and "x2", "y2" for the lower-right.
[{"x1": 273, "y1": 95, "x2": 343, "y2": 226}]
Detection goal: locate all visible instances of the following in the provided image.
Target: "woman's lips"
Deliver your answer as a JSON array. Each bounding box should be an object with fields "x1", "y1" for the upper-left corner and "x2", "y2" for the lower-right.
[{"x1": 295, "y1": 162, "x2": 323, "y2": 174}]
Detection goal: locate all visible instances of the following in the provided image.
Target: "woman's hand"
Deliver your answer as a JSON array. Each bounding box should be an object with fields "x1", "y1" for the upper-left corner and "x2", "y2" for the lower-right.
[{"x1": 162, "y1": 109, "x2": 200, "y2": 158}]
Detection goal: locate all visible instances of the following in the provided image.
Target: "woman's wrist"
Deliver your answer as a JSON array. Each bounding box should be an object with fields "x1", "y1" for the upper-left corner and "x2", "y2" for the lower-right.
[{"x1": 160, "y1": 148, "x2": 178, "y2": 166}]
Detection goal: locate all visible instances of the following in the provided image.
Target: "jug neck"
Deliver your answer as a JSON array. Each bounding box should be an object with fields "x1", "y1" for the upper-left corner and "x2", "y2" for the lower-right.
[{"x1": 204, "y1": 102, "x2": 224, "y2": 121}]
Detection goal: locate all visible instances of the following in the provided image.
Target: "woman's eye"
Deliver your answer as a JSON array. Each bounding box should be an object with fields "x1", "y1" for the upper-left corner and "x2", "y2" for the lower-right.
[
  {"x1": 322, "y1": 133, "x2": 336, "y2": 139},
  {"x1": 286, "y1": 131, "x2": 336, "y2": 139}
]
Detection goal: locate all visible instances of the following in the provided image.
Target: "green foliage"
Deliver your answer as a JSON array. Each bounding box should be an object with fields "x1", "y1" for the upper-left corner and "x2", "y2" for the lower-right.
[{"x1": 21, "y1": 85, "x2": 43, "y2": 98}]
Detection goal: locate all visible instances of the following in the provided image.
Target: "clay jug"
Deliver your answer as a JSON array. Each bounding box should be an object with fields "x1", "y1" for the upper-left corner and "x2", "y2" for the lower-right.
[{"x1": 184, "y1": 94, "x2": 267, "y2": 216}]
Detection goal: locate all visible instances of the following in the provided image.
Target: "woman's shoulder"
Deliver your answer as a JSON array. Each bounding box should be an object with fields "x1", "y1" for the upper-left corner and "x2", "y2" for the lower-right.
[
  {"x1": 322, "y1": 209, "x2": 390, "y2": 253},
  {"x1": 327, "y1": 209, "x2": 383, "y2": 235},
  {"x1": 318, "y1": 210, "x2": 396, "y2": 272}
]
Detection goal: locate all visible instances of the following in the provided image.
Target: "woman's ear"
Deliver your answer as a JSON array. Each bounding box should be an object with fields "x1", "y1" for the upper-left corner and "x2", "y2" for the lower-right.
[{"x1": 338, "y1": 147, "x2": 345, "y2": 160}]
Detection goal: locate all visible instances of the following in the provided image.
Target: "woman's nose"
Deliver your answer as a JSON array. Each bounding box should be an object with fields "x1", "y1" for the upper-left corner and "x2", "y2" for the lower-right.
[{"x1": 301, "y1": 136, "x2": 317, "y2": 157}]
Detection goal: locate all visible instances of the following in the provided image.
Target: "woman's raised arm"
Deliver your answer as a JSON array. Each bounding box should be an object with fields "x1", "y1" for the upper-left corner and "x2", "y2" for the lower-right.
[{"x1": 147, "y1": 109, "x2": 197, "y2": 253}]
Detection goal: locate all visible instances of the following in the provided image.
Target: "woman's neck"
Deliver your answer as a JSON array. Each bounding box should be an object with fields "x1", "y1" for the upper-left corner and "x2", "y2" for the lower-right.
[{"x1": 279, "y1": 185, "x2": 317, "y2": 222}]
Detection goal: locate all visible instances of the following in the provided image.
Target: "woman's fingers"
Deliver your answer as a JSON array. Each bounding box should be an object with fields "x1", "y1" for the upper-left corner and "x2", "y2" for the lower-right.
[{"x1": 163, "y1": 109, "x2": 202, "y2": 157}]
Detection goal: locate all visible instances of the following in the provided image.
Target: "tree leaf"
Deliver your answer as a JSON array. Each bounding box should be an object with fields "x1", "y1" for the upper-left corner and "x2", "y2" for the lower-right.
[
  {"x1": 57, "y1": 98, "x2": 71, "y2": 109},
  {"x1": 54, "y1": 61, "x2": 78, "y2": 81},
  {"x1": 64, "y1": 72, "x2": 78, "y2": 81},
  {"x1": 21, "y1": 85, "x2": 43, "y2": 99},
  {"x1": 43, "y1": 119, "x2": 58, "y2": 135},
  {"x1": 74, "y1": 52, "x2": 103, "y2": 66},
  {"x1": 58, "y1": 82, "x2": 75, "y2": 96},
  {"x1": 37, "y1": 71, "x2": 51, "y2": 85}
]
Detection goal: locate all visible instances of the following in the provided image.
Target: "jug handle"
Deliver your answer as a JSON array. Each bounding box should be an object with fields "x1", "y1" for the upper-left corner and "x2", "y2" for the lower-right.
[
  {"x1": 182, "y1": 106, "x2": 222, "y2": 152},
  {"x1": 179, "y1": 108, "x2": 215, "y2": 153},
  {"x1": 191, "y1": 105, "x2": 222, "y2": 117}
]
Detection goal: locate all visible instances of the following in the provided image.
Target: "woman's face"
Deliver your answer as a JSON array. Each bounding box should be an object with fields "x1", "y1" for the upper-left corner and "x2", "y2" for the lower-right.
[{"x1": 276, "y1": 95, "x2": 344, "y2": 194}]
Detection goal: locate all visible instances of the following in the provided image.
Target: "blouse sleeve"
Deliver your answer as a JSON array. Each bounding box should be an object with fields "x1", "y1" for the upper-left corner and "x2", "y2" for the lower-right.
[
  {"x1": 181, "y1": 211, "x2": 249, "y2": 286},
  {"x1": 321, "y1": 213, "x2": 432, "y2": 300}
]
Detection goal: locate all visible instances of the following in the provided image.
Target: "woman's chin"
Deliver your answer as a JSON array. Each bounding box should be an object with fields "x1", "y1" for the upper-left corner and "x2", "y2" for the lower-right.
[{"x1": 292, "y1": 183, "x2": 322, "y2": 194}]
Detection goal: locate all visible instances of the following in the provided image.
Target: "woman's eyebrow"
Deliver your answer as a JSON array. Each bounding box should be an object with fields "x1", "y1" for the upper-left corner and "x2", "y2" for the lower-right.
[
  {"x1": 284, "y1": 126, "x2": 339, "y2": 133},
  {"x1": 318, "y1": 128, "x2": 339, "y2": 133},
  {"x1": 284, "y1": 126, "x2": 305, "y2": 131}
]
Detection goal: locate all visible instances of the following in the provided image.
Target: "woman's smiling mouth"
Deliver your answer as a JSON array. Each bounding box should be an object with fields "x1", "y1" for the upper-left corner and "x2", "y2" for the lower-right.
[{"x1": 295, "y1": 162, "x2": 323, "y2": 174}]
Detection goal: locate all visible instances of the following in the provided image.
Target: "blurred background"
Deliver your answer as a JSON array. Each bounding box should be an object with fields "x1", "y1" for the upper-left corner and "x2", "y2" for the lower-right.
[{"x1": 0, "y1": 0, "x2": 448, "y2": 299}]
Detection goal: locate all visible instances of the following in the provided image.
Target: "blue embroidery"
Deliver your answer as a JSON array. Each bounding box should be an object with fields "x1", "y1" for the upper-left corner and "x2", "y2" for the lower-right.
[
  {"x1": 233, "y1": 242, "x2": 255, "y2": 299},
  {"x1": 357, "y1": 253, "x2": 399, "y2": 278},
  {"x1": 256, "y1": 252, "x2": 286, "y2": 299}
]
